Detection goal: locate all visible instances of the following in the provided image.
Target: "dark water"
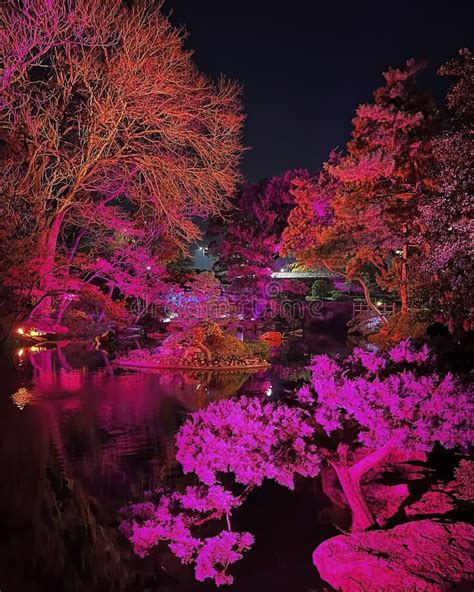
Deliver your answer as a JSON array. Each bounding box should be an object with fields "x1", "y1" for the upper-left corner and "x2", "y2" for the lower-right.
[{"x1": 0, "y1": 323, "x2": 351, "y2": 592}]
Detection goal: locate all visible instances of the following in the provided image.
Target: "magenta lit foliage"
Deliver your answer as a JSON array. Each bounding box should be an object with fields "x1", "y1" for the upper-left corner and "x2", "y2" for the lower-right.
[
  {"x1": 120, "y1": 484, "x2": 253, "y2": 586},
  {"x1": 176, "y1": 396, "x2": 320, "y2": 488},
  {"x1": 121, "y1": 397, "x2": 320, "y2": 585},
  {"x1": 298, "y1": 340, "x2": 474, "y2": 452},
  {"x1": 122, "y1": 341, "x2": 473, "y2": 585}
]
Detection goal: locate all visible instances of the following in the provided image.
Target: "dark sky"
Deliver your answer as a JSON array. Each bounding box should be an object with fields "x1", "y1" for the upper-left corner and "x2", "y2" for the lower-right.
[{"x1": 165, "y1": 0, "x2": 472, "y2": 182}]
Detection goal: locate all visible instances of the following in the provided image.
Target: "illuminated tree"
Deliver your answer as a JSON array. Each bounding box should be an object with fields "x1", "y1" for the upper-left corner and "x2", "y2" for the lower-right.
[
  {"x1": 213, "y1": 170, "x2": 310, "y2": 318},
  {"x1": 122, "y1": 342, "x2": 472, "y2": 584},
  {"x1": 0, "y1": 0, "x2": 243, "y2": 328},
  {"x1": 283, "y1": 61, "x2": 434, "y2": 316},
  {"x1": 166, "y1": 271, "x2": 227, "y2": 330},
  {"x1": 414, "y1": 49, "x2": 474, "y2": 330}
]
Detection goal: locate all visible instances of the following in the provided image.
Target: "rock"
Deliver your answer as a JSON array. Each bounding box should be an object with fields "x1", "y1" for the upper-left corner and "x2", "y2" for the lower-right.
[
  {"x1": 405, "y1": 491, "x2": 455, "y2": 517},
  {"x1": 313, "y1": 520, "x2": 474, "y2": 591},
  {"x1": 361, "y1": 447, "x2": 428, "y2": 482},
  {"x1": 364, "y1": 483, "x2": 410, "y2": 525}
]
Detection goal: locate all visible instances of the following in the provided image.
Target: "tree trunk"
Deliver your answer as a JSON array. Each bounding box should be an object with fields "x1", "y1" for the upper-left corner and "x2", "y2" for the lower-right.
[
  {"x1": 321, "y1": 260, "x2": 387, "y2": 324},
  {"x1": 31, "y1": 212, "x2": 67, "y2": 322},
  {"x1": 331, "y1": 460, "x2": 376, "y2": 531},
  {"x1": 38, "y1": 212, "x2": 66, "y2": 290},
  {"x1": 356, "y1": 276, "x2": 387, "y2": 323},
  {"x1": 400, "y1": 243, "x2": 408, "y2": 314},
  {"x1": 328, "y1": 442, "x2": 398, "y2": 531}
]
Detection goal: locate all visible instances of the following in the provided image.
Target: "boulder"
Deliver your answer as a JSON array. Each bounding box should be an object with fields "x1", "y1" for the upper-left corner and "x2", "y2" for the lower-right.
[
  {"x1": 405, "y1": 490, "x2": 455, "y2": 518},
  {"x1": 313, "y1": 520, "x2": 474, "y2": 591},
  {"x1": 364, "y1": 483, "x2": 410, "y2": 525}
]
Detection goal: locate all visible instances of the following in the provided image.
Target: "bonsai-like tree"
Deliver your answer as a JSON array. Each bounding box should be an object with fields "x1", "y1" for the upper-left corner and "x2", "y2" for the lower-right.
[{"x1": 121, "y1": 341, "x2": 472, "y2": 585}]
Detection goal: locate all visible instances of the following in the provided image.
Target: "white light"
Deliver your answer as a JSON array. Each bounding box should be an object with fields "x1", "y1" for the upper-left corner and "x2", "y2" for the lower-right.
[
  {"x1": 377, "y1": 301, "x2": 383, "y2": 307},
  {"x1": 280, "y1": 268, "x2": 285, "y2": 272},
  {"x1": 17, "y1": 327, "x2": 24, "y2": 335},
  {"x1": 146, "y1": 266, "x2": 151, "y2": 270},
  {"x1": 266, "y1": 386, "x2": 273, "y2": 397},
  {"x1": 17, "y1": 348, "x2": 24, "y2": 357}
]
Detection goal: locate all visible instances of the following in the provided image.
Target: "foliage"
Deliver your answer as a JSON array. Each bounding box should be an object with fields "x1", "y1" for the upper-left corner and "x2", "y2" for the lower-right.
[
  {"x1": 413, "y1": 49, "x2": 474, "y2": 330},
  {"x1": 123, "y1": 341, "x2": 473, "y2": 584},
  {"x1": 449, "y1": 459, "x2": 474, "y2": 502},
  {"x1": 368, "y1": 310, "x2": 430, "y2": 348},
  {"x1": 176, "y1": 396, "x2": 320, "y2": 488},
  {"x1": 309, "y1": 279, "x2": 333, "y2": 299},
  {"x1": 166, "y1": 272, "x2": 228, "y2": 330},
  {"x1": 212, "y1": 170, "x2": 310, "y2": 318},
  {"x1": 298, "y1": 340, "x2": 473, "y2": 453},
  {"x1": 0, "y1": 0, "x2": 243, "y2": 331},
  {"x1": 62, "y1": 284, "x2": 130, "y2": 335},
  {"x1": 118, "y1": 321, "x2": 270, "y2": 368},
  {"x1": 120, "y1": 484, "x2": 253, "y2": 586},
  {"x1": 282, "y1": 61, "x2": 435, "y2": 316}
]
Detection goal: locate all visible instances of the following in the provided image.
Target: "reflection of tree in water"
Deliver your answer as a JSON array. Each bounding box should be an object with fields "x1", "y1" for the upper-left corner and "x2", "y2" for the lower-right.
[{"x1": 0, "y1": 394, "x2": 155, "y2": 592}]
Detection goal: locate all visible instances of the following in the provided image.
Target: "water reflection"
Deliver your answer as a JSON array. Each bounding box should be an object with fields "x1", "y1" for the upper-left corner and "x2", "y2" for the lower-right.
[
  {"x1": 0, "y1": 343, "x2": 277, "y2": 591},
  {"x1": 1, "y1": 330, "x2": 350, "y2": 592}
]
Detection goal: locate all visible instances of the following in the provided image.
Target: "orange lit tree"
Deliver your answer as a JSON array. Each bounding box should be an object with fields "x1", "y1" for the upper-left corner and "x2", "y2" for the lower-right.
[
  {"x1": 0, "y1": 0, "x2": 243, "y2": 331},
  {"x1": 283, "y1": 61, "x2": 434, "y2": 317}
]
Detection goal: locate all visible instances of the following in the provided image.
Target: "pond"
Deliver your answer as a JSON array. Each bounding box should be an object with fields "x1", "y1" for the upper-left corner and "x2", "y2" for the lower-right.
[{"x1": 0, "y1": 320, "x2": 352, "y2": 592}]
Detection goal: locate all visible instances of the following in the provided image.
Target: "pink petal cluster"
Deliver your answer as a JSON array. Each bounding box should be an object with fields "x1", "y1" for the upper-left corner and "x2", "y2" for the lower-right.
[
  {"x1": 195, "y1": 531, "x2": 254, "y2": 586},
  {"x1": 120, "y1": 484, "x2": 253, "y2": 586},
  {"x1": 176, "y1": 396, "x2": 321, "y2": 489},
  {"x1": 305, "y1": 341, "x2": 473, "y2": 452}
]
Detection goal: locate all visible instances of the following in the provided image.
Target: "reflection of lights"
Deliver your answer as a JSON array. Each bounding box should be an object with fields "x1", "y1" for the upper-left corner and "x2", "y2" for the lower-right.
[
  {"x1": 376, "y1": 301, "x2": 383, "y2": 307},
  {"x1": 17, "y1": 327, "x2": 45, "y2": 338},
  {"x1": 280, "y1": 267, "x2": 285, "y2": 272},
  {"x1": 266, "y1": 386, "x2": 272, "y2": 397},
  {"x1": 30, "y1": 345, "x2": 46, "y2": 353},
  {"x1": 17, "y1": 348, "x2": 24, "y2": 357},
  {"x1": 395, "y1": 249, "x2": 403, "y2": 256},
  {"x1": 29, "y1": 328, "x2": 44, "y2": 337}
]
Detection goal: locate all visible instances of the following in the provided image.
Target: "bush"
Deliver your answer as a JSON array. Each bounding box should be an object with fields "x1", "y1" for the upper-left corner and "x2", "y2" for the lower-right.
[
  {"x1": 369, "y1": 310, "x2": 430, "y2": 348},
  {"x1": 310, "y1": 279, "x2": 333, "y2": 299}
]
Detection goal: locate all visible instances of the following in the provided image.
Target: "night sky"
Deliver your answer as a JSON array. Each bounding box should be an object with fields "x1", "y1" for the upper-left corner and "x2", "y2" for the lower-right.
[{"x1": 166, "y1": 0, "x2": 472, "y2": 182}]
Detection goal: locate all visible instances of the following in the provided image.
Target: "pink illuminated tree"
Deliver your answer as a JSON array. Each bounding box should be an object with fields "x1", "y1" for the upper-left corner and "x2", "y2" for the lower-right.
[
  {"x1": 296, "y1": 340, "x2": 473, "y2": 529},
  {"x1": 282, "y1": 61, "x2": 435, "y2": 316},
  {"x1": 212, "y1": 170, "x2": 310, "y2": 318},
  {"x1": 122, "y1": 342, "x2": 472, "y2": 584},
  {"x1": 414, "y1": 49, "x2": 474, "y2": 330},
  {"x1": 121, "y1": 396, "x2": 319, "y2": 585},
  {"x1": 0, "y1": 0, "x2": 244, "y2": 330}
]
